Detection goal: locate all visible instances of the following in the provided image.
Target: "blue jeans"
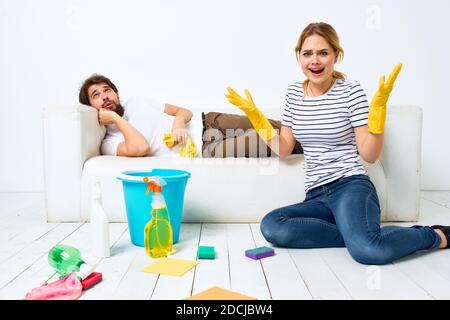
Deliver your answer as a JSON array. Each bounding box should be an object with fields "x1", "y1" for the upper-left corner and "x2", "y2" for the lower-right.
[{"x1": 260, "y1": 174, "x2": 441, "y2": 265}]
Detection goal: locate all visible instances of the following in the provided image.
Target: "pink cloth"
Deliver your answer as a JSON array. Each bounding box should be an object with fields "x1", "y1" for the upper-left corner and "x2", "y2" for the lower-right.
[{"x1": 24, "y1": 273, "x2": 83, "y2": 300}]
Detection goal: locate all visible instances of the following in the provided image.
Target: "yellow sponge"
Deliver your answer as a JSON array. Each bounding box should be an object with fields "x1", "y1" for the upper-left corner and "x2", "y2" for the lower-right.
[{"x1": 163, "y1": 133, "x2": 175, "y2": 148}]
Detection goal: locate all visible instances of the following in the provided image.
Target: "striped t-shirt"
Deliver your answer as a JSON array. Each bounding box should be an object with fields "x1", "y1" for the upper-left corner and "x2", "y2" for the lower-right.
[{"x1": 282, "y1": 79, "x2": 369, "y2": 192}]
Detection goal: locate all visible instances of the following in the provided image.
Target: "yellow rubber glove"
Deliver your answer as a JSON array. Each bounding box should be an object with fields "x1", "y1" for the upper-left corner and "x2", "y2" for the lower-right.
[
  {"x1": 163, "y1": 133, "x2": 176, "y2": 148},
  {"x1": 179, "y1": 138, "x2": 198, "y2": 158},
  {"x1": 368, "y1": 63, "x2": 403, "y2": 134},
  {"x1": 225, "y1": 87, "x2": 277, "y2": 142}
]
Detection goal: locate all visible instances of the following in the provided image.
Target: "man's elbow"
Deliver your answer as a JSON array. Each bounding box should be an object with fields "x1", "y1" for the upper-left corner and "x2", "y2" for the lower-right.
[
  {"x1": 121, "y1": 143, "x2": 150, "y2": 157},
  {"x1": 135, "y1": 144, "x2": 150, "y2": 157},
  {"x1": 184, "y1": 109, "x2": 193, "y2": 122}
]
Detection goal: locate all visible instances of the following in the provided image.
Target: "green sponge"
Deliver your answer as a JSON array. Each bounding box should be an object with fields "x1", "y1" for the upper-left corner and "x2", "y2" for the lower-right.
[{"x1": 198, "y1": 246, "x2": 215, "y2": 259}]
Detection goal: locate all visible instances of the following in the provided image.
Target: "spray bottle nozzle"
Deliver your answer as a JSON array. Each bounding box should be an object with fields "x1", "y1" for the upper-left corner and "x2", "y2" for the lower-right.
[{"x1": 143, "y1": 177, "x2": 163, "y2": 195}]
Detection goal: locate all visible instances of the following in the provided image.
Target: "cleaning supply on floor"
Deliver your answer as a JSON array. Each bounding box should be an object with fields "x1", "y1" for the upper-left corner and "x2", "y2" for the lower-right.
[
  {"x1": 48, "y1": 244, "x2": 95, "y2": 280},
  {"x1": 80, "y1": 272, "x2": 103, "y2": 290},
  {"x1": 198, "y1": 246, "x2": 215, "y2": 259},
  {"x1": 143, "y1": 177, "x2": 173, "y2": 258},
  {"x1": 90, "y1": 180, "x2": 110, "y2": 258},
  {"x1": 24, "y1": 273, "x2": 83, "y2": 300},
  {"x1": 245, "y1": 246, "x2": 275, "y2": 260},
  {"x1": 141, "y1": 258, "x2": 199, "y2": 276}
]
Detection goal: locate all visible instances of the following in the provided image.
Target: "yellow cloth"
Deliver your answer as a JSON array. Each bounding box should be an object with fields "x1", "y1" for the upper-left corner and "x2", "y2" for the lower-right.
[
  {"x1": 368, "y1": 63, "x2": 403, "y2": 134},
  {"x1": 225, "y1": 87, "x2": 276, "y2": 142},
  {"x1": 186, "y1": 286, "x2": 257, "y2": 300},
  {"x1": 141, "y1": 258, "x2": 199, "y2": 276},
  {"x1": 163, "y1": 133, "x2": 175, "y2": 148},
  {"x1": 179, "y1": 138, "x2": 198, "y2": 158},
  {"x1": 163, "y1": 133, "x2": 198, "y2": 157}
]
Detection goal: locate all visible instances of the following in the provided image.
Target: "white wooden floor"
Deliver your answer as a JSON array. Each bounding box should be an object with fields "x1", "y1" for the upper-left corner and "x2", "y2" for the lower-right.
[{"x1": 1, "y1": 192, "x2": 450, "y2": 300}]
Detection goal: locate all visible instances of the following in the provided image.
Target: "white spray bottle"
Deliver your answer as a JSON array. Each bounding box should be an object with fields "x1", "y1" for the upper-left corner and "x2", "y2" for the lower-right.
[{"x1": 91, "y1": 180, "x2": 110, "y2": 258}]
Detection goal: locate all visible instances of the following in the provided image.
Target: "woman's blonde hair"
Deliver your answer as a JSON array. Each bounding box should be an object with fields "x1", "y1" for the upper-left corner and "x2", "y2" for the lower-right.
[{"x1": 295, "y1": 22, "x2": 346, "y2": 85}]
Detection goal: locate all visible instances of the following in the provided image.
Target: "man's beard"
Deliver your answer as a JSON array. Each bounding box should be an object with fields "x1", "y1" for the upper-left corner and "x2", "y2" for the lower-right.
[
  {"x1": 103, "y1": 100, "x2": 125, "y2": 117},
  {"x1": 114, "y1": 103, "x2": 125, "y2": 117}
]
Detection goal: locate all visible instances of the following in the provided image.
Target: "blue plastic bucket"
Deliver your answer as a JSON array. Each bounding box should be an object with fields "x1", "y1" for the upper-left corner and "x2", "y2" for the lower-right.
[{"x1": 117, "y1": 169, "x2": 191, "y2": 246}]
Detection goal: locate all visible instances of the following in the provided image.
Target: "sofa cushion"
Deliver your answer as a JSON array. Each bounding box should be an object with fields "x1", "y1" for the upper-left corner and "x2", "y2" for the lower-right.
[{"x1": 81, "y1": 155, "x2": 386, "y2": 223}]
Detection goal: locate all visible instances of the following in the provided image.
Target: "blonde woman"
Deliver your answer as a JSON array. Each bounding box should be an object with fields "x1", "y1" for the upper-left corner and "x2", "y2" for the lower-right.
[{"x1": 226, "y1": 22, "x2": 449, "y2": 265}]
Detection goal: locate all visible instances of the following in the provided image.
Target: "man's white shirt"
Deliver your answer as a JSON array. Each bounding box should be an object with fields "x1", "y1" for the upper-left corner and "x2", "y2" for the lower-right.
[{"x1": 100, "y1": 97, "x2": 203, "y2": 157}]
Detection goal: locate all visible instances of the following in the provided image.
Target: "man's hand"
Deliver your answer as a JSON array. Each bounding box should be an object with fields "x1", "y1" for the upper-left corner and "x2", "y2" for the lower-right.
[
  {"x1": 98, "y1": 108, "x2": 118, "y2": 126},
  {"x1": 171, "y1": 117, "x2": 189, "y2": 145},
  {"x1": 368, "y1": 63, "x2": 403, "y2": 134}
]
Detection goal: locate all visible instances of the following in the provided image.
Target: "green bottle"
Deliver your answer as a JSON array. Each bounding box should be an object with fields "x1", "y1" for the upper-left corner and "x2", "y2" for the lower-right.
[
  {"x1": 48, "y1": 244, "x2": 94, "y2": 280},
  {"x1": 143, "y1": 180, "x2": 173, "y2": 258}
]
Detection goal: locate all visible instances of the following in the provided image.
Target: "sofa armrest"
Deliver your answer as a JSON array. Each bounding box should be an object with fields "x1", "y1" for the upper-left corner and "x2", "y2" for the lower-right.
[
  {"x1": 381, "y1": 105, "x2": 422, "y2": 221},
  {"x1": 43, "y1": 105, "x2": 105, "y2": 221}
]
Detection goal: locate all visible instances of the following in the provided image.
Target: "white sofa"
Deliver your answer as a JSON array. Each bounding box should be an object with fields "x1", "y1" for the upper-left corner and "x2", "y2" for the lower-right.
[{"x1": 42, "y1": 105, "x2": 422, "y2": 223}]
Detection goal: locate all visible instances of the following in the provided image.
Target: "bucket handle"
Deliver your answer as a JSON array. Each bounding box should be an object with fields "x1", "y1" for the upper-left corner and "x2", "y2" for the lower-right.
[{"x1": 117, "y1": 174, "x2": 167, "y2": 186}]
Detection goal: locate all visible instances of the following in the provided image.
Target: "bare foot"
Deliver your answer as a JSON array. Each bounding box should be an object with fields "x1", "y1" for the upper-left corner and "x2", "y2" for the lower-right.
[{"x1": 435, "y1": 229, "x2": 448, "y2": 249}]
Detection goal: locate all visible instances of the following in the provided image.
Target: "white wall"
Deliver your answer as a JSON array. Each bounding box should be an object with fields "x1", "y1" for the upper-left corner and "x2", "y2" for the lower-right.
[{"x1": 0, "y1": 0, "x2": 449, "y2": 192}]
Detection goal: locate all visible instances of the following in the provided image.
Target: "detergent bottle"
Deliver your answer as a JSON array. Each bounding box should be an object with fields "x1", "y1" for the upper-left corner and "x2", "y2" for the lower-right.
[
  {"x1": 143, "y1": 177, "x2": 173, "y2": 258},
  {"x1": 90, "y1": 180, "x2": 110, "y2": 258},
  {"x1": 48, "y1": 244, "x2": 95, "y2": 280}
]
